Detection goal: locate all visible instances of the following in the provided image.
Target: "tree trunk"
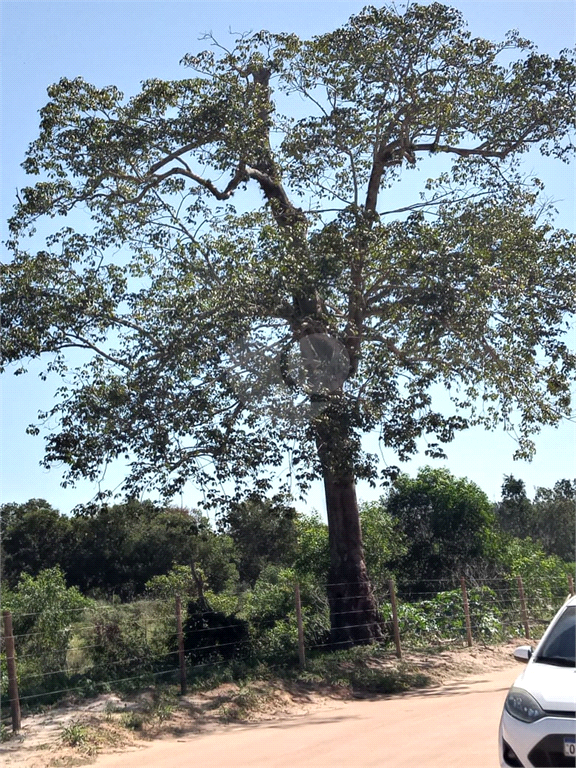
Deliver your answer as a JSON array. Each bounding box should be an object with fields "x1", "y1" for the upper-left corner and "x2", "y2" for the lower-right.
[
  {"x1": 321, "y1": 464, "x2": 384, "y2": 648},
  {"x1": 302, "y1": 326, "x2": 383, "y2": 647}
]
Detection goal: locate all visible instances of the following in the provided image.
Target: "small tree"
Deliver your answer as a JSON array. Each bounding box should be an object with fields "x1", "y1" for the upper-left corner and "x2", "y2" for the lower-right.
[
  {"x1": 293, "y1": 512, "x2": 330, "y2": 583},
  {"x1": 2, "y1": 568, "x2": 93, "y2": 693},
  {"x1": 494, "y1": 476, "x2": 534, "y2": 540},
  {"x1": 531, "y1": 479, "x2": 576, "y2": 562},
  {"x1": 386, "y1": 467, "x2": 500, "y2": 591},
  {"x1": 359, "y1": 500, "x2": 407, "y2": 597},
  {"x1": 221, "y1": 494, "x2": 299, "y2": 586},
  {"x1": 1, "y1": 500, "x2": 72, "y2": 587},
  {"x1": 2, "y1": 4, "x2": 575, "y2": 644}
]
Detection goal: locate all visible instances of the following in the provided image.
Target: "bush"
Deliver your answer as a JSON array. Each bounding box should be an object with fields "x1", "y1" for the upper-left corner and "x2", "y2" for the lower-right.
[
  {"x1": 145, "y1": 565, "x2": 198, "y2": 601},
  {"x1": 1, "y1": 568, "x2": 93, "y2": 702},
  {"x1": 182, "y1": 600, "x2": 251, "y2": 667},
  {"x1": 240, "y1": 566, "x2": 330, "y2": 664},
  {"x1": 79, "y1": 600, "x2": 174, "y2": 683},
  {"x1": 380, "y1": 587, "x2": 504, "y2": 645}
]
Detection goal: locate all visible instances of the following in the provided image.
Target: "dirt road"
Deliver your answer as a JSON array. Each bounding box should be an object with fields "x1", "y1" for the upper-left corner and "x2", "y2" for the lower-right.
[{"x1": 92, "y1": 665, "x2": 519, "y2": 768}]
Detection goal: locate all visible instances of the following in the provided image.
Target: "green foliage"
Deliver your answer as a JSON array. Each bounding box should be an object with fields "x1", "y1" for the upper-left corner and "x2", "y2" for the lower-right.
[
  {"x1": 80, "y1": 601, "x2": 172, "y2": 681},
  {"x1": 61, "y1": 722, "x2": 90, "y2": 747},
  {"x1": 495, "y1": 476, "x2": 576, "y2": 563},
  {"x1": 495, "y1": 476, "x2": 534, "y2": 540},
  {"x1": 1, "y1": 498, "x2": 240, "y2": 601},
  {"x1": 0, "y1": 500, "x2": 73, "y2": 587},
  {"x1": 145, "y1": 565, "x2": 198, "y2": 601},
  {"x1": 195, "y1": 529, "x2": 240, "y2": 594},
  {"x1": 221, "y1": 494, "x2": 299, "y2": 586},
  {"x1": 66, "y1": 500, "x2": 202, "y2": 600},
  {"x1": 2, "y1": 567, "x2": 92, "y2": 656},
  {"x1": 498, "y1": 536, "x2": 573, "y2": 609},
  {"x1": 242, "y1": 566, "x2": 297, "y2": 634},
  {"x1": 241, "y1": 566, "x2": 329, "y2": 663},
  {"x1": 531, "y1": 479, "x2": 576, "y2": 562},
  {"x1": 1, "y1": 567, "x2": 93, "y2": 700},
  {"x1": 292, "y1": 513, "x2": 330, "y2": 583},
  {"x1": 386, "y1": 467, "x2": 501, "y2": 589},
  {"x1": 359, "y1": 500, "x2": 407, "y2": 596},
  {"x1": 182, "y1": 600, "x2": 251, "y2": 667},
  {"x1": 380, "y1": 587, "x2": 504, "y2": 645},
  {"x1": 121, "y1": 711, "x2": 146, "y2": 731}
]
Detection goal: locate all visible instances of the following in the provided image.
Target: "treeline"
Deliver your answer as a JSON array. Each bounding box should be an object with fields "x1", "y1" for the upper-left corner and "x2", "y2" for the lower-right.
[{"x1": 2, "y1": 468, "x2": 574, "y2": 601}]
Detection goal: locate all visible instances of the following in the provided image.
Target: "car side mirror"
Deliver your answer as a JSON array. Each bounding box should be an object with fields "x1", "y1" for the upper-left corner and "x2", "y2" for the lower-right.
[{"x1": 513, "y1": 645, "x2": 533, "y2": 663}]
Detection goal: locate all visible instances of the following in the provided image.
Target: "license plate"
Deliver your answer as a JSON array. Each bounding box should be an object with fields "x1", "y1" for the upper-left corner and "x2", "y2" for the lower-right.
[{"x1": 564, "y1": 736, "x2": 576, "y2": 758}]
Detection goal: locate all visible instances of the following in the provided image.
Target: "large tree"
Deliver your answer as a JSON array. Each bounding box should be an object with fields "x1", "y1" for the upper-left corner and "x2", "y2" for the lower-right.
[{"x1": 2, "y1": 4, "x2": 575, "y2": 645}]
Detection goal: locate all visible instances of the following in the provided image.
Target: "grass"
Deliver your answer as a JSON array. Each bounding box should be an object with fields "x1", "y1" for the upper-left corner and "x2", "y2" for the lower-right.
[
  {"x1": 59, "y1": 719, "x2": 124, "y2": 756},
  {"x1": 118, "y1": 687, "x2": 177, "y2": 731},
  {"x1": 120, "y1": 712, "x2": 146, "y2": 731},
  {"x1": 214, "y1": 682, "x2": 277, "y2": 722},
  {"x1": 291, "y1": 644, "x2": 432, "y2": 695},
  {"x1": 61, "y1": 723, "x2": 91, "y2": 748}
]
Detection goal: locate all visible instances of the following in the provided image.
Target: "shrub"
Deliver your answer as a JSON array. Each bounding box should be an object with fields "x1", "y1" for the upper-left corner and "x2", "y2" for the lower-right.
[
  {"x1": 380, "y1": 587, "x2": 504, "y2": 645},
  {"x1": 145, "y1": 565, "x2": 198, "y2": 601},
  {"x1": 182, "y1": 600, "x2": 251, "y2": 667},
  {"x1": 241, "y1": 566, "x2": 330, "y2": 663},
  {"x1": 1, "y1": 568, "x2": 93, "y2": 701},
  {"x1": 80, "y1": 600, "x2": 173, "y2": 683}
]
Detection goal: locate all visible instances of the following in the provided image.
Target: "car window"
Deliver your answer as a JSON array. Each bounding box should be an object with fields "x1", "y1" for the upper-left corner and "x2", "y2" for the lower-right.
[{"x1": 535, "y1": 605, "x2": 576, "y2": 666}]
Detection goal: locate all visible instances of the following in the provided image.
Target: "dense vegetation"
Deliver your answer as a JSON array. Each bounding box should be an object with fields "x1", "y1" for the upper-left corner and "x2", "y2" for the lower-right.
[
  {"x1": 1, "y1": 468, "x2": 574, "y2": 711},
  {"x1": 2, "y1": 469, "x2": 574, "y2": 599}
]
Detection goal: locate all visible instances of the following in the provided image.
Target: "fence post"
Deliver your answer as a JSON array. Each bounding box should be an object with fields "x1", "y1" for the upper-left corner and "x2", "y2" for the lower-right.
[
  {"x1": 2, "y1": 610, "x2": 21, "y2": 733},
  {"x1": 517, "y1": 577, "x2": 530, "y2": 639},
  {"x1": 175, "y1": 596, "x2": 187, "y2": 695},
  {"x1": 388, "y1": 580, "x2": 402, "y2": 660},
  {"x1": 460, "y1": 577, "x2": 473, "y2": 647},
  {"x1": 568, "y1": 575, "x2": 575, "y2": 596},
  {"x1": 294, "y1": 582, "x2": 306, "y2": 670}
]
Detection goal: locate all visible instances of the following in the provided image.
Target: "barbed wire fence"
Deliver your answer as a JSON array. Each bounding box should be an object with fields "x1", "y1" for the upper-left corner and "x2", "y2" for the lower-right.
[{"x1": 2, "y1": 573, "x2": 574, "y2": 733}]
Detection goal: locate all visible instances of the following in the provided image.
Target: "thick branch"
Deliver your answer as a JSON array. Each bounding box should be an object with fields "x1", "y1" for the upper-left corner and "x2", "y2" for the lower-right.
[
  {"x1": 244, "y1": 165, "x2": 304, "y2": 226},
  {"x1": 148, "y1": 143, "x2": 199, "y2": 174},
  {"x1": 111, "y1": 166, "x2": 241, "y2": 205}
]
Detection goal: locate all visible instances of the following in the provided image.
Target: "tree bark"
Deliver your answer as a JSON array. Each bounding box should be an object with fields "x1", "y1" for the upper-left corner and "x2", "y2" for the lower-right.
[{"x1": 316, "y1": 425, "x2": 384, "y2": 647}]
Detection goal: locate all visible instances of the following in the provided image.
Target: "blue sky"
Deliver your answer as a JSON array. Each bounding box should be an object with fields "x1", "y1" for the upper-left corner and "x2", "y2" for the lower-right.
[{"x1": 1, "y1": 0, "x2": 575, "y2": 517}]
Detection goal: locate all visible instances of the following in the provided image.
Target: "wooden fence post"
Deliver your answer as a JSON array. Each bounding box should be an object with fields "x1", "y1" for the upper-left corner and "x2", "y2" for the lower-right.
[
  {"x1": 175, "y1": 596, "x2": 187, "y2": 695},
  {"x1": 460, "y1": 577, "x2": 473, "y2": 647},
  {"x1": 2, "y1": 610, "x2": 21, "y2": 732},
  {"x1": 294, "y1": 582, "x2": 306, "y2": 670},
  {"x1": 517, "y1": 577, "x2": 530, "y2": 639},
  {"x1": 388, "y1": 580, "x2": 402, "y2": 660},
  {"x1": 568, "y1": 575, "x2": 575, "y2": 596}
]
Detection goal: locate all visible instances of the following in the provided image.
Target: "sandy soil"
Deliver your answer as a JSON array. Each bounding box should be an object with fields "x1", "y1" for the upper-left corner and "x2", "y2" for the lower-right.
[{"x1": 1, "y1": 641, "x2": 527, "y2": 768}]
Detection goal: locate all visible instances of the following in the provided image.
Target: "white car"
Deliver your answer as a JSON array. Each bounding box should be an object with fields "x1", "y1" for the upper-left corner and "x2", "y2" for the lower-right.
[{"x1": 499, "y1": 593, "x2": 576, "y2": 767}]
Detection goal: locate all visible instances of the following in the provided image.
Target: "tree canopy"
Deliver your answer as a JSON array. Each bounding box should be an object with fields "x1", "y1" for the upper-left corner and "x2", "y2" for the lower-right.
[
  {"x1": 220, "y1": 493, "x2": 299, "y2": 587},
  {"x1": 0, "y1": 498, "x2": 238, "y2": 599},
  {"x1": 495, "y1": 475, "x2": 576, "y2": 561},
  {"x1": 2, "y1": 2, "x2": 575, "y2": 644},
  {"x1": 385, "y1": 466, "x2": 500, "y2": 591}
]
